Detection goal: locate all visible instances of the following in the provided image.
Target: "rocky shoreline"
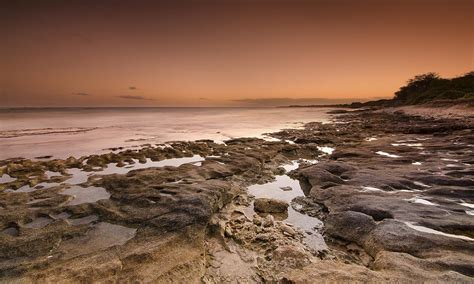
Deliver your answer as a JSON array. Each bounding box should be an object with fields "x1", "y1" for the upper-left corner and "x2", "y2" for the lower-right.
[{"x1": 0, "y1": 108, "x2": 473, "y2": 282}]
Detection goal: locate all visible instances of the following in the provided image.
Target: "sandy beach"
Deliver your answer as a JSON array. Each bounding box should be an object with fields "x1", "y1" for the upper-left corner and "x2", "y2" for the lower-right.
[{"x1": 381, "y1": 104, "x2": 474, "y2": 119}]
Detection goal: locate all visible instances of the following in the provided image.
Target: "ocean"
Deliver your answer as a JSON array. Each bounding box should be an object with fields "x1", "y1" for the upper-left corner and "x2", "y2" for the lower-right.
[{"x1": 0, "y1": 107, "x2": 332, "y2": 160}]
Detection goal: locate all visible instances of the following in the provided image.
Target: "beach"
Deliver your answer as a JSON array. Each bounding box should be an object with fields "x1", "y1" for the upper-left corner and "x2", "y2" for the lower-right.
[{"x1": 0, "y1": 107, "x2": 473, "y2": 282}]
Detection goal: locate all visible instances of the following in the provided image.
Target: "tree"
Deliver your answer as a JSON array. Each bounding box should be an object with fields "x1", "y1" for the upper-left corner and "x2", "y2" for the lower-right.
[{"x1": 394, "y1": 73, "x2": 440, "y2": 102}]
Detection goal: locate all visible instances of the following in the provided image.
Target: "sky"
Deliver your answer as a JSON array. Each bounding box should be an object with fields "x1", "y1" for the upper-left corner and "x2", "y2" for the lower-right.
[{"x1": 1, "y1": 0, "x2": 473, "y2": 107}]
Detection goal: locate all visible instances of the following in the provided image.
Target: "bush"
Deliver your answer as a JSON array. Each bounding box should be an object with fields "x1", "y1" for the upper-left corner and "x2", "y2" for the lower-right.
[
  {"x1": 393, "y1": 71, "x2": 474, "y2": 105},
  {"x1": 435, "y1": 90, "x2": 465, "y2": 100}
]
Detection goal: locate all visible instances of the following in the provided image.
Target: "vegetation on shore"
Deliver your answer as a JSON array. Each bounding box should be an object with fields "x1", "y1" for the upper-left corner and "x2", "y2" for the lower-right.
[
  {"x1": 350, "y1": 71, "x2": 474, "y2": 108},
  {"x1": 286, "y1": 71, "x2": 474, "y2": 108},
  {"x1": 392, "y1": 72, "x2": 474, "y2": 104}
]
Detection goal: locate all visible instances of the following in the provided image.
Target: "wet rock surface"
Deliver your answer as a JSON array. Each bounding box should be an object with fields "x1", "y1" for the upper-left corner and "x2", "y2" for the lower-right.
[
  {"x1": 0, "y1": 109, "x2": 473, "y2": 282},
  {"x1": 276, "y1": 110, "x2": 474, "y2": 281},
  {"x1": 0, "y1": 137, "x2": 321, "y2": 282},
  {"x1": 254, "y1": 198, "x2": 289, "y2": 214}
]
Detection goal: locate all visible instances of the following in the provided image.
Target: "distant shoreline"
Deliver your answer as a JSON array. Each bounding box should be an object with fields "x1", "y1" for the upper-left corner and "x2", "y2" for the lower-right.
[{"x1": 0, "y1": 106, "x2": 337, "y2": 111}]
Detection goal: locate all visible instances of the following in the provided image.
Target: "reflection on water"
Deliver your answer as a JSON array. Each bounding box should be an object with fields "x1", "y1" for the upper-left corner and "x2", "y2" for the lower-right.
[
  {"x1": 317, "y1": 146, "x2": 335, "y2": 155},
  {"x1": 63, "y1": 155, "x2": 204, "y2": 186},
  {"x1": 246, "y1": 162, "x2": 327, "y2": 252},
  {"x1": 68, "y1": 215, "x2": 99, "y2": 225},
  {"x1": 99, "y1": 155, "x2": 204, "y2": 175},
  {"x1": 0, "y1": 174, "x2": 16, "y2": 184},
  {"x1": 12, "y1": 182, "x2": 62, "y2": 193},
  {"x1": 248, "y1": 175, "x2": 307, "y2": 201},
  {"x1": 0, "y1": 107, "x2": 331, "y2": 159},
  {"x1": 5, "y1": 155, "x2": 207, "y2": 198},
  {"x1": 61, "y1": 186, "x2": 111, "y2": 205},
  {"x1": 1, "y1": 227, "x2": 19, "y2": 237},
  {"x1": 45, "y1": 171, "x2": 62, "y2": 179},
  {"x1": 282, "y1": 161, "x2": 299, "y2": 172},
  {"x1": 65, "y1": 168, "x2": 93, "y2": 185},
  {"x1": 24, "y1": 217, "x2": 53, "y2": 229}
]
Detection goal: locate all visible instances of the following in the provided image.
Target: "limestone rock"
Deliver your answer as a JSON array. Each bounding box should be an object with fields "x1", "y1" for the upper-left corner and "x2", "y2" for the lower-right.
[{"x1": 254, "y1": 198, "x2": 289, "y2": 214}]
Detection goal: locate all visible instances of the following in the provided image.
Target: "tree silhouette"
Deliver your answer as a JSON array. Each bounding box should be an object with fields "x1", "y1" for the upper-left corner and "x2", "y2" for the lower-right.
[{"x1": 394, "y1": 73, "x2": 440, "y2": 102}]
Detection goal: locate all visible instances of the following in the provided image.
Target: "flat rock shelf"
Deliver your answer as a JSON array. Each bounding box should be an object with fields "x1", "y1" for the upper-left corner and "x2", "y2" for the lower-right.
[{"x1": 0, "y1": 109, "x2": 473, "y2": 282}]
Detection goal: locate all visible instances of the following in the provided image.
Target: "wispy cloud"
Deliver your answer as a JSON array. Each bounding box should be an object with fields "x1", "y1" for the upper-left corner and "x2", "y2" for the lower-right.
[
  {"x1": 117, "y1": 95, "x2": 153, "y2": 101},
  {"x1": 73, "y1": 92, "x2": 90, "y2": 96}
]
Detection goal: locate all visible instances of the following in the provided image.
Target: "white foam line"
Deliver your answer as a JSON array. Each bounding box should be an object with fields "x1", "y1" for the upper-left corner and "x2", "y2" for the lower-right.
[
  {"x1": 376, "y1": 151, "x2": 401, "y2": 158},
  {"x1": 391, "y1": 143, "x2": 423, "y2": 147},
  {"x1": 459, "y1": 202, "x2": 474, "y2": 209},
  {"x1": 441, "y1": 158, "x2": 459, "y2": 162},
  {"x1": 413, "y1": 181, "x2": 431, "y2": 188},
  {"x1": 446, "y1": 164, "x2": 460, "y2": 168},
  {"x1": 317, "y1": 146, "x2": 335, "y2": 155},
  {"x1": 361, "y1": 186, "x2": 383, "y2": 192},
  {"x1": 406, "y1": 197, "x2": 438, "y2": 206},
  {"x1": 404, "y1": 222, "x2": 474, "y2": 241}
]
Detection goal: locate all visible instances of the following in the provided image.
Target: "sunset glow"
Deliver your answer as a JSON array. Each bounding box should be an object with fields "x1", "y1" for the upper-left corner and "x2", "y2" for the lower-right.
[{"x1": 1, "y1": 0, "x2": 472, "y2": 107}]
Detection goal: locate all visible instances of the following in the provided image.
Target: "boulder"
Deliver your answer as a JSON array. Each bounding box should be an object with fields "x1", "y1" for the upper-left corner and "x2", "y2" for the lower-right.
[
  {"x1": 325, "y1": 211, "x2": 376, "y2": 245},
  {"x1": 254, "y1": 198, "x2": 289, "y2": 214}
]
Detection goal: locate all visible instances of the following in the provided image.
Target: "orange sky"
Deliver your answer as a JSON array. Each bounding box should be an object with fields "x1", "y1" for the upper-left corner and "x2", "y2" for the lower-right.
[{"x1": 1, "y1": 0, "x2": 473, "y2": 107}]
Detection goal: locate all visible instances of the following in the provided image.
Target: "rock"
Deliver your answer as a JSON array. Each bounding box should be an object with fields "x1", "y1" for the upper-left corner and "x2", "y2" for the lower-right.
[
  {"x1": 262, "y1": 215, "x2": 274, "y2": 227},
  {"x1": 327, "y1": 109, "x2": 350, "y2": 114},
  {"x1": 291, "y1": 196, "x2": 324, "y2": 218},
  {"x1": 272, "y1": 245, "x2": 311, "y2": 269},
  {"x1": 255, "y1": 233, "x2": 274, "y2": 242},
  {"x1": 363, "y1": 219, "x2": 474, "y2": 257},
  {"x1": 224, "y1": 226, "x2": 233, "y2": 237},
  {"x1": 280, "y1": 224, "x2": 296, "y2": 237},
  {"x1": 280, "y1": 186, "x2": 292, "y2": 191},
  {"x1": 253, "y1": 215, "x2": 262, "y2": 226},
  {"x1": 254, "y1": 198, "x2": 289, "y2": 214},
  {"x1": 325, "y1": 211, "x2": 376, "y2": 245},
  {"x1": 2, "y1": 105, "x2": 474, "y2": 282}
]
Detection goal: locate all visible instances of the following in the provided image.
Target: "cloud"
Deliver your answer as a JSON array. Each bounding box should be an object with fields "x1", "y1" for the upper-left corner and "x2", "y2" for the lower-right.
[
  {"x1": 232, "y1": 97, "x2": 367, "y2": 107},
  {"x1": 73, "y1": 92, "x2": 90, "y2": 96},
  {"x1": 117, "y1": 95, "x2": 153, "y2": 101},
  {"x1": 128, "y1": 86, "x2": 137, "y2": 90}
]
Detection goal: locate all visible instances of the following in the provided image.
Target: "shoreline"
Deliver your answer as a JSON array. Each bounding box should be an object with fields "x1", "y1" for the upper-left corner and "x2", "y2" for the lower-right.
[
  {"x1": 381, "y1": 104, "x2": 474, "y2": 119},
  {"x1": 0, "y1": 107, "x2": 330, "y2": 161},
  {"x1": 0, "y1": 107, "x2": 473, "y2": 282}
]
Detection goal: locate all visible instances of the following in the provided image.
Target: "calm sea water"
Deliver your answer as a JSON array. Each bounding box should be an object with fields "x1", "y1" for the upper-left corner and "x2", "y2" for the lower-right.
[{"x1": 0, "y1": 107, "x2": 332, "y2": 160}]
